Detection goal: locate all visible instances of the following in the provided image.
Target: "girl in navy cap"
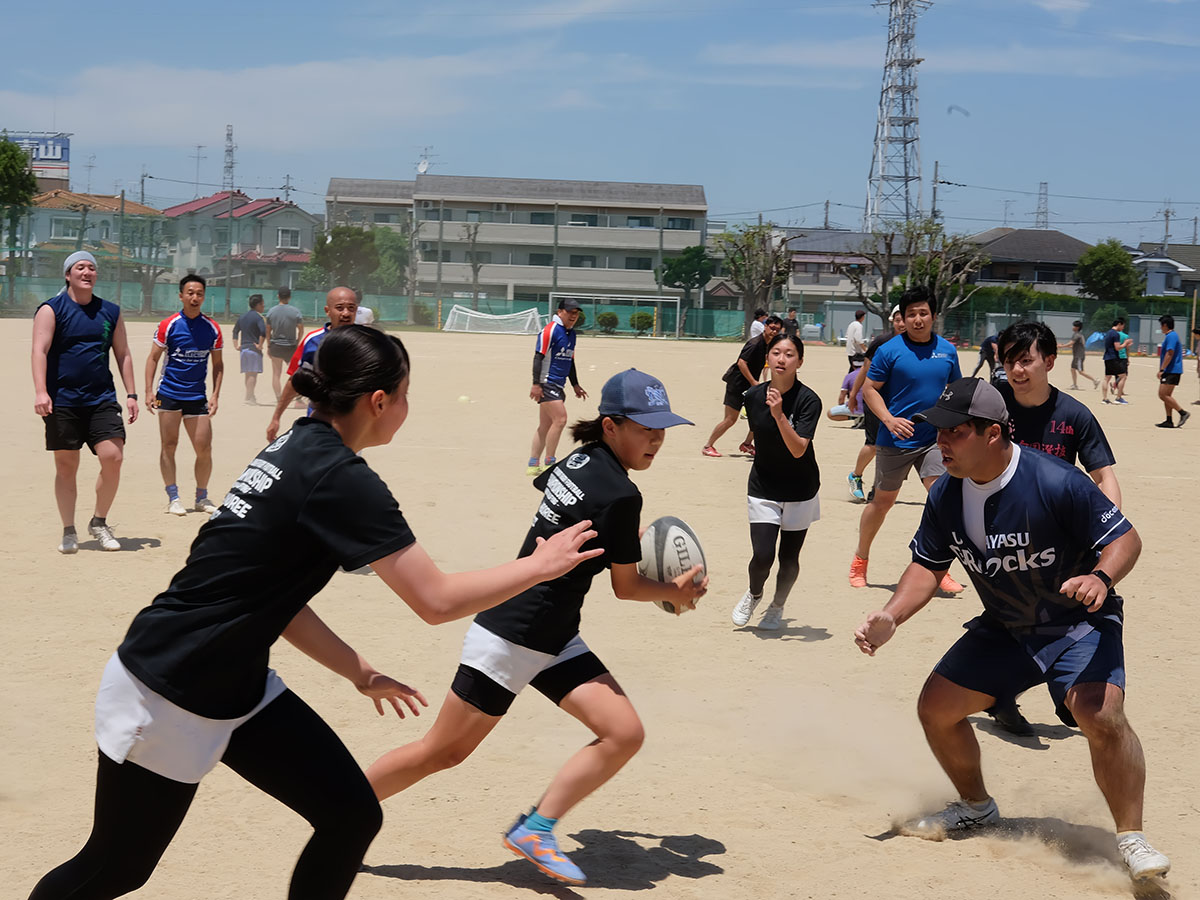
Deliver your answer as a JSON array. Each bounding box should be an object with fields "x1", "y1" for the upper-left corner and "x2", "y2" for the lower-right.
[{"x1": 365, "y1": 368, "x2": 708, "y2": 887}]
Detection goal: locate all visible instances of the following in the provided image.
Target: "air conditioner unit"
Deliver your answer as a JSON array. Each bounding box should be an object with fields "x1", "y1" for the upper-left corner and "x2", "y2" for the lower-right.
[
  {"x1": 420, "y1": 200, "x2": 434, "y2": 209},
  {"x1": 493, "y1": 203, "x2": 508, "y2": 212}
]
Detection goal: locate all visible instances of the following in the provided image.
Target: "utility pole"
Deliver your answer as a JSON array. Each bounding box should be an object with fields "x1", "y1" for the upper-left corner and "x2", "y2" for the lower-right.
[
  {"x1": 865, "y1": 0, "x2": 931, "y2": 230},
  {"x1": 85, "y1": 155, "x2": 96, "y2": 193},
  {"x1": 1158, "y1": 200, "x2": 1175, "y2": 254},
  {"x1": 190, "y1": 145, "x2": 206, "y2": 198},
  {"x1": 930, "y1": 160, "x2": 940, "y2": 225},
  {"x1": 823, "y1": 200, "x2": 830, "y2": 229},
  {"x1": 224, "y1": 126, "x2": 237, "y2": 317},
  {"x1": 116, "y1": 190, "x2": 125, "y2": 307},
  {"x1": 280, "y1": 174, "x2": 294, "y2": 203},
  {"x1": 140, "y1": 166, "x2": 147, "y2": 205},
  {"x1": 1193, "y1": 216, "x2": 1197, "y2": 245},
  {"x1": 1003, "y1": 199, "x2": 1015, "y2": 226}
]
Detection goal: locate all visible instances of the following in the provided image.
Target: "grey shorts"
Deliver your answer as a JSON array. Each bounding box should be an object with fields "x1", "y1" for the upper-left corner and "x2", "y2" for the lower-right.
[{"x1": 873, "y1": 443, "x2": 945, "y2": 492}]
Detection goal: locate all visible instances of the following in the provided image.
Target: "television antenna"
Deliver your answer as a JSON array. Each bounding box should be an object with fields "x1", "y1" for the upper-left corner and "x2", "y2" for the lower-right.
[{"x1": 416, "y1": 146, "x2": 438, "y2": 174}]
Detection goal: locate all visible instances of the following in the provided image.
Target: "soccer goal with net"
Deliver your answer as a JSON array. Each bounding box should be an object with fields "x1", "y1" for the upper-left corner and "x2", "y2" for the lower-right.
[
  {"x1": 442, "y1": 305, "x2": 546, "y2": 335},
  {"x1": 548, "y1": 294, "x2": 682, "y2": 338}
]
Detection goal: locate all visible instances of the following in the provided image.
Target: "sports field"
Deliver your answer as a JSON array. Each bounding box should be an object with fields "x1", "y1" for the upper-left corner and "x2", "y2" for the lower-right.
[{"x1": 3, "y1": 319, "x2": 1196, "y2": 899}]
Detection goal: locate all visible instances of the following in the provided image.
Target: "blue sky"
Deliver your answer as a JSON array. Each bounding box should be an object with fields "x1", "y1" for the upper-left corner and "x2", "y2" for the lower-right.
[{"x1": 3, "y1": 0, "x2": 1198, "y2": 245}]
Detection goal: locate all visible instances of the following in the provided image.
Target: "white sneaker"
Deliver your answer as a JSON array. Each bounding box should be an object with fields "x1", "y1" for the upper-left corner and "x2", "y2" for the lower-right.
[
  {"x1": 758, "y1": 605, "x2": 784, "y2": 630},
  {"x1": 731, "y1": 590, "x2": 762, "y2": 626},
  {"x1": 1118, "y1": 833, "x2": 1170, "y2": 880},
  {"x1": 88, "y1": 523, "x2": 121, "y2": 551},
  {"x1": 58, "y1": 532, "x2": 78, "y2": 554},
  {"x1": 904, "y1": 797, "x2": 999, "y2": 840},
  {"x1": 167, "y1": 498, "x2": 188, "y2": 516},
  {"x1": 195, "y1": 496, "x2": 218, "y2": 514}
]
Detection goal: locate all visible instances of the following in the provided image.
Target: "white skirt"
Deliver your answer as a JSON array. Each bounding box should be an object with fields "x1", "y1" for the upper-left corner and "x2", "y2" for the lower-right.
[{"x1": 747, "y1": 494, "x2": 821, "y2": 531}]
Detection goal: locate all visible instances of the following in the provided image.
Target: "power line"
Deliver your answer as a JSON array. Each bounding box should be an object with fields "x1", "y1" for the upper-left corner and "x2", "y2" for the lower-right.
[
  {"x1": 145, "y1": 173, "x2": 324, "y2": 196},
  {"x1": 937, "y1": 179, "x2": 1200, "y2": 206}
]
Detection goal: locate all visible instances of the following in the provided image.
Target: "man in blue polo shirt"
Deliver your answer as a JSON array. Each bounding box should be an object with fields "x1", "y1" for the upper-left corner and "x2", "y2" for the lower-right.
[
  {"x1": 145, "y1": 274, "x2": 224, "y2": 516},
  {"x1": 853, "y1": 377, "x2": 1170, "y2": 883},
  {"x1": 850, "y1": 285, "x2": 963, "y2": 593},
  {"x1": 1154, "y1": 314, "x2": 1188, "y2": 429},
  {"x1": 31, "y1": 251, "x2": 139, "y2": 553}
]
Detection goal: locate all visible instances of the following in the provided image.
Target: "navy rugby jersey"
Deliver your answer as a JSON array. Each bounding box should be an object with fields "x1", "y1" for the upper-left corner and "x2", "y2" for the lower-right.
[
  {"x1": 910, "y1": 448, "x2": 1130, "y2": 668},
  {"x1": 997, "y1": 382, "x2": 1115, "y2": 472},
  {"x1": 533, "y1": 316, "x2": 578, "y2": 387}
]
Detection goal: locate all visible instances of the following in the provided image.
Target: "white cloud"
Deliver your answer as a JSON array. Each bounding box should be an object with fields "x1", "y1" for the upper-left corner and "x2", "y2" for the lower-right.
[{"x1": 357, "y1": 0, "x2": 656, "y2": 38}]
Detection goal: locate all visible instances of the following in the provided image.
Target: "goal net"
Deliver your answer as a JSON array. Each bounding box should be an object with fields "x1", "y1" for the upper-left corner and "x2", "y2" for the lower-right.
[
  {"x1": 548, "y1": 293, "x2": 682, "y2": 338},
  {"x1": 442, "y1": 304, "x2": 545, "y2": 335}
]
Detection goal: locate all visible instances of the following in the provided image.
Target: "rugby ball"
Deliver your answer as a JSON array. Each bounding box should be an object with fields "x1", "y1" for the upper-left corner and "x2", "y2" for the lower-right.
[{"x1": 638, "y1": 516, "x2": 706, "y2": 614}]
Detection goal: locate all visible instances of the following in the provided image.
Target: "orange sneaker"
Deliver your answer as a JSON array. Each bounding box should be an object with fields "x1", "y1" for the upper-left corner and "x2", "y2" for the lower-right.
[
  {"x1": 849, "y1": 555, "x2": 868, "y2": 588},
  {"x1": 939, "y1": 573, "x2": 965, "y2": 593}
]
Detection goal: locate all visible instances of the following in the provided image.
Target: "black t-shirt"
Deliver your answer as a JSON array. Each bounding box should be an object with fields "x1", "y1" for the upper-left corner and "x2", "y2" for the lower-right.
[
  {"x1": 474, "y1": 442, "x2": 642, "y2": 654},
  {"x1": 781, "y1": 318, "x2": 800, "y2": 338},
  {"x1": 118, "y1": 418, "x2": 416, "y2": 718},
  {"x1": 980, "y1": 335, "x2": 998, "y2": 365},
  {"x1": 745, "y1": 381, "x2": 822, "y2": 501},
  {"x1": 864, "y1": 332, "x2": 897, "y2": 361},
  {"x1": 722, "y1": 335, "x2": 769, "y2": 392},
  {"x1": 997, "y1": 382, "x2": 1115, "y2": 472}
]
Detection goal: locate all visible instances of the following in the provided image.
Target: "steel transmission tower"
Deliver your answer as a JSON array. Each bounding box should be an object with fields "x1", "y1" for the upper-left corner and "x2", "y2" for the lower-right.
[
  {"x1": 1034, "y1": 182, "x2": 1049, "y2": 229},
  {"x1": 864, "y1": 0, "x2": 931, "y2": 231},
  {"x1": 222, "y1": 125, "x2": 236, "y2": 191}
]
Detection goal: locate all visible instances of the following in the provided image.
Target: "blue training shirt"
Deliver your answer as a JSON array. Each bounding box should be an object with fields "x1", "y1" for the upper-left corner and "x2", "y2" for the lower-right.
[
  {"x1": 533, "y1": 316, "x2": 577, "y2": 387},
  {"x1": 866, "y1": 333, "x2": 962, "y2": 449},
  {"x1": 40, "y1": 292, "x2": 121, "y2": 407},
  {"x1": 154, "y1": 311, "x2": 223, "y2": 402},
  {"x1": 1160, "y1": 330, "x2": 1184, "y2": 374},
  {"x1": 910, "y1": 447, "x2": 1130, "y2": 669}
]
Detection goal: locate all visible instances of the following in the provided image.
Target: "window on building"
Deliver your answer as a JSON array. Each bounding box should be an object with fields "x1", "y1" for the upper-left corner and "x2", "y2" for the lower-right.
[
  {"x1": 466, "y1": 210, "x2": 481, "y2": 223},
  {"x1": 530, "y1": 212, "x2": 556, "y2": 226},
  {"x1": 567, "y1": 214, "x2": 598, "y2": 227},
  {"x1": 627, "y1": 215, "x2": 654, "y2": 229},
  {"x1": 569, "y1": 255, "x2": 597, "y2": 268},
  {"x1": 421, "y1": 209, "x2": 442, "y2": 221},
  {"x1": 1035, "y1": 270, "x2": 1067, "y2": 283},
  {"x1": 529, "y1": 253, "x2": 555, "y2": 267},
  {"x1": 277, "y1": 228, "x2": 301, "y2": 249},
  {"x1": 665, "y1": 217, "x2": 693, "y2": 230},
  {"x1": 373, "y1": 212, "x2": 398, "y2": 224},
  {"x1": 625, "y1": 256, "x2": 653, "y2": 270},
  {"x1": 51, "y1": 217, "x2": 81, "y2": 239},
  {"x1": 421, "y1": 248, "x2": 451, "y2": 262},
  {"x1": 465, "y1": 250, "x2": 492, "y2": 265}
]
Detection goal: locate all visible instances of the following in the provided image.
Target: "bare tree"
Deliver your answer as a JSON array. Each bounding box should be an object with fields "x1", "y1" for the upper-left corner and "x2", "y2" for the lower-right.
[
  {"x1": 462, "y1": 221, "x2": 483, "y2": 309},
  {"x1": 836, "y1": 217, "x2": 939, "y2": 319},
  {"x1": 907, "y1": 230, "x2": 990, "y2": 335},
  {"x1": 122, "y1": 215, "x2": 174, "y2": 315},
  {"x1": 712, "y1": 223, "x2": 797, "y2": 337}
]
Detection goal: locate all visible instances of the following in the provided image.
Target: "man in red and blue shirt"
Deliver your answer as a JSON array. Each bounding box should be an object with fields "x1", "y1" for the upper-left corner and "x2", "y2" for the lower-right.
[
  {"x1": 145, "y1": 274, "x2": 224, "y2": 516},
  {"x1": 527, "y1": 298, "x2": 587, "y2": 475}
]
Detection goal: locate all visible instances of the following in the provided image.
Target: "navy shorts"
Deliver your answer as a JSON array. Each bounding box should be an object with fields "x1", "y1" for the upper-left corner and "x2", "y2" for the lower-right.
[
  {"x1": 538, "y1": 382, "x2": 566, "y2": 404},
  {"x1": 933, "y1": 617, "x2": 1125, "y2": 727},
  {"x1": 156, "y1": 393, "x2": 209, "y2": 416},
  {"x1": 43, "y1": 401, "x2": 125, "y2": 453}
]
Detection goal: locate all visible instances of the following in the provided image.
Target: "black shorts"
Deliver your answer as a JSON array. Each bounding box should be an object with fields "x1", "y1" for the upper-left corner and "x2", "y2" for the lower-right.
[
  {"x1": 538, "y1": 382, "x2": 566, "y2": 404},
  {"x1": 156, "y1": 393, "x2": 210, "y2": 416},
  {"x1": 1104, "y1": 359, "x2": 1128, "y2": 377},
  {"x1": 1160, "y1": 372, "x2": 1181, "y2": 385},
  {"x1": 848, "y1": 353, "x2": 865, "y2": 373},
  {"x1": 44, "y1": 401, "x2": 125, "y2": 453},
  {"x1": 268, "y1": 343, "x2": 296, "y2": 361},
  {"x1": 723, "y1": 382, "x2": 749, "y2": 411},
  {"x1": 863, "y1": 407, "x2": 880, "y2": 446}
]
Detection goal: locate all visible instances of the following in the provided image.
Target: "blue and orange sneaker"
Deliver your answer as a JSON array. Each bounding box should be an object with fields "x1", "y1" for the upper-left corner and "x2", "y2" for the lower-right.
[{"x1": 503, "y1": 815, "x2": 587, "y2": 886}]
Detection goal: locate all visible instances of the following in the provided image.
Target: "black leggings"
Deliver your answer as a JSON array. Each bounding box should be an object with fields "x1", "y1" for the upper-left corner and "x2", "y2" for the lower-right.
[
  {"x1": 27, "y1": 690, "x2": 382, "y2": 900},
  {"x1": 748, "y1": 524, "x2": 808, "y2": 605}
]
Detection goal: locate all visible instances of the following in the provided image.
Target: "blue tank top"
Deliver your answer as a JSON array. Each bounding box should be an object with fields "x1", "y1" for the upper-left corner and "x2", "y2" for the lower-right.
[{"x1": 41, "y1": 292, "x2": 121, "y2": 407}]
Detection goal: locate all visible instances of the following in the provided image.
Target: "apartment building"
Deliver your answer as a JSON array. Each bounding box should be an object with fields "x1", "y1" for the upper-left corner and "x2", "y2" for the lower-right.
[{"x1": 326, "y1": 173, "x2": 707, "y2": 301}]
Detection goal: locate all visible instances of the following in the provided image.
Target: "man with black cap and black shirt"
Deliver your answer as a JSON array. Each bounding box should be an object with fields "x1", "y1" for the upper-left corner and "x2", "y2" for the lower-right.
[
  {"x1": 853, "y1": 377, "x2": 1170, "y2": 883},
  {"x1": 527, "y1": 297, "x2": 588, "y2": 475}
]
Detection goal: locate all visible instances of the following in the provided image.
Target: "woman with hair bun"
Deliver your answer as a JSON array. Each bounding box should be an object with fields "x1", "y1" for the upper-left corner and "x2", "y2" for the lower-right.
[{"x1": 26, "y1": 325, "x2": 601, "y2": 900}]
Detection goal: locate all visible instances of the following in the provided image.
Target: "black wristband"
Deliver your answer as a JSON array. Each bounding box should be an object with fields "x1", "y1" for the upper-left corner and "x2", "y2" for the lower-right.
[
  {"x1": 1090, "y1": 569, "x2": 1112, "y2": 588},
  {"x1": 127, "y1": 393, "x2": 138, "y2": 400}
]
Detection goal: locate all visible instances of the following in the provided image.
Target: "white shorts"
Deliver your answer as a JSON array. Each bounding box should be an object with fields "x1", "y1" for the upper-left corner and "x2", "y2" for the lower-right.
[
  {"x1": 747, "y1": 495, "x2": 821, "y2": 531},
  {"x1": 459, "y1": 623, "x2": 592, "y2": 695},
  {"x1": 94, "y1": 653, "x2": 288, "y2": 784}
]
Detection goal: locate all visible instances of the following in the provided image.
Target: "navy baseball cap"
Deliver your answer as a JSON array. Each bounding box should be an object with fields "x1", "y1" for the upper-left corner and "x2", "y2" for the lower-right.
[
  {"x1": 913, "y1": 377, "x2": 1009, "y2": 428},
  {"x1": 557, "y1": 297, "x2": 583, "y2": 311},
  {"x1": 598, "y1": 369, "x2": 693, "y2": 428}
]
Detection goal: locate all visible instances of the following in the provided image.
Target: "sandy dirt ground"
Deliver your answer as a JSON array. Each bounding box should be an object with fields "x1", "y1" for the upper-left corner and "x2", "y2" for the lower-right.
[{"x1": 2, "y1": 318, "x2": 1197, "y2": 900}]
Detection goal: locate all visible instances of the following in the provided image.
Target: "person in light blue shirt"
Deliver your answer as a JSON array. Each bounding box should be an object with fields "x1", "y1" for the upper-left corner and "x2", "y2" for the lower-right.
[{"x1": 1154, "y1": 314, "x2": 1188, "y2": 428}]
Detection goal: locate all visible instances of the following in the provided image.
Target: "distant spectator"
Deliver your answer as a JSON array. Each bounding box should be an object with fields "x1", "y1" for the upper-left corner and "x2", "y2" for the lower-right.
[
  {"x1": 749, "y1": 308, "x2": 768, "y2": 340},
  {"x1": 781, "y1": 307, "x2": 800, "y2": 338},
  {"x1": 265, "y1": 286, "x2": 303, "y2": 402},
  {"x1": 232, "y1": 294, "x2": 267, "y2": 404},
  {"x1": 845, "y1": 309, "x2": 867, "y2": 372},
  {"x1": 1155, "y1": 314, "x2": 1188, "y2": 428}
]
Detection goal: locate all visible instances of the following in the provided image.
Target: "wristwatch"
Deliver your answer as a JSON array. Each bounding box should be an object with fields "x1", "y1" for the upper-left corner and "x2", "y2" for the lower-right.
[
  {"x1": 1089, "y1": 569, "x2": 1112, "y2": 588},
  {"x1": 127, "y1": 393, "x2": 138, "y2": 400}
]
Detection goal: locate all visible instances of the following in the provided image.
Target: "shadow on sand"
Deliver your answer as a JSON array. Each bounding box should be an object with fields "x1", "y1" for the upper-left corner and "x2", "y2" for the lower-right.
[
  {"x1": 363, "y1": 829, "x2": 725, "y2": 895},
  {"x1": 735, "y1": 622, "x2": 833, "y2": 642},
  {"x1": 79, "y1": 535, "x2": 161, "y2": 553}
]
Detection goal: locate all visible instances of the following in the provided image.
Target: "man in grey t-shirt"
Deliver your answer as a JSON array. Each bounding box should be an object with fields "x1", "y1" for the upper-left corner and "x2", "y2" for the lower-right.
[
  {"x1": 265, "y1": 287, "x2": 303, "y2": 401},
  {"x1": 1060, "y1": 320, "x2": 1099, "y2": 390}
]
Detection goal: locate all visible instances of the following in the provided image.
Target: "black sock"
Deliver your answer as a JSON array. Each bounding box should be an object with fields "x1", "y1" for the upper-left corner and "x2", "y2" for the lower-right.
[
  {"x1": 63, "y1": 525, "x2": 77, "y2": 536},
  {"x1": 89, "y1": 516, "x2": 106, "y2": 528}
]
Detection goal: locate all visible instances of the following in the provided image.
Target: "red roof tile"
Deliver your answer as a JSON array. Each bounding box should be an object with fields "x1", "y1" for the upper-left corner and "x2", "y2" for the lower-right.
[{"x1": 162, "y1": 190, "x2": 252, "y2": 218}]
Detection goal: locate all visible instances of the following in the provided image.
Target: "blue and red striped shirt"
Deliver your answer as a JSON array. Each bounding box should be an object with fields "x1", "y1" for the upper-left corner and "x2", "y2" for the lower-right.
[{"x1": 154, "y1": 311, "x2": 223, "y2": 401}]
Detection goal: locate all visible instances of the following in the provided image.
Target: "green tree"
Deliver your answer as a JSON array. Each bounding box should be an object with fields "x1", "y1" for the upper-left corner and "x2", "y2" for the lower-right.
[
  {"x1": 1076, "y1": 238, "x2": 1143, "y2": 306},
  {"x1": 365, "y1": 226, "x2": 409, "y2": 295},
  {"x1": 121, "y1": 216, "x2": 173, "y2": 314},
  {"x1": 0, "y1": 138, "x2": 40, "y2": 304},
  {"x1": 712, "y1": 224, "x2": 796, "y2": 337},
  {"x1": 656, "y1": 245, "x2": 715, "y2": 305},
  {"x1": 309, "y1": 225, "x2": 380, "y2": 288},
  {"x1": 629, "y1": 311, "x2": 655, "y2": 335}
]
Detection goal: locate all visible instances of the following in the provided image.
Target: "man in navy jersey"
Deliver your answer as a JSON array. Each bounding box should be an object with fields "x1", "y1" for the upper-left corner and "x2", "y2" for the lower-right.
[
  {"x1": 987, "y1": 320, "x2": 1121, "y2": 733},
  {"x1": 854, "y1": 378, "x2": 1170, "y2": 883},
  {"x1": 266, "y1": 286, "x2": 358, "y2": 441},
  {"x1": 850, "y1": 286, "x2": 963, "y2": 593},
  {"x1": 1154, "y1": 314, "x2": 1188, "y2": 429},
  {"x1": 145, "y1": 275, "x2": 224, "y2": 516},
  {"x1": 31, "y1": 251, "x2": 139, "y2": 553},
  {"x1": 527, "y1": 297, "x2": 588, "y2": 475},
  {"x1": 1101, "y1": 318, "x2": 1130, "y2": 404}
]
